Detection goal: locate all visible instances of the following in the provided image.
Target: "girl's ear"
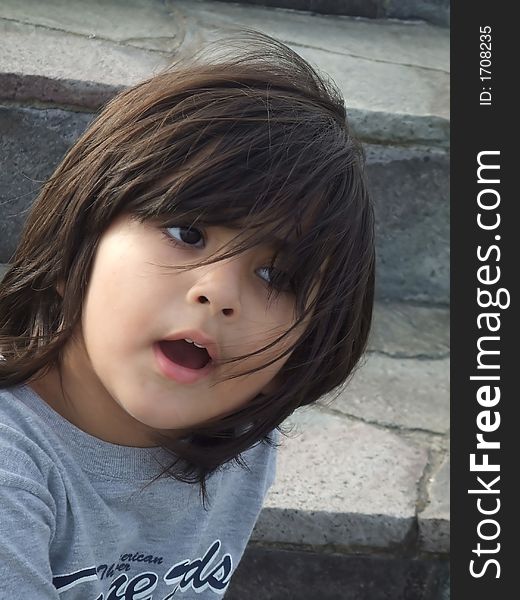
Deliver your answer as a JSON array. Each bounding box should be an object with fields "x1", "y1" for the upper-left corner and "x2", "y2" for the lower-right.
[{"x1": 56, "y1": 280, "x2": 65, "y2": 297}]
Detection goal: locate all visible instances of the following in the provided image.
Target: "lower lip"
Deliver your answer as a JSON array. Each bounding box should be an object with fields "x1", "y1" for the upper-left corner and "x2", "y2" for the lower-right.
[{"x1": 153, "y1": 342, "x2": 214, "y2": 384}]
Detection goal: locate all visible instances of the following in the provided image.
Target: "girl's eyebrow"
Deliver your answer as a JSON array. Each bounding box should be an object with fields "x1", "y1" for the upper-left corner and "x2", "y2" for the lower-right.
[
  {"x1": 226, "y1": 222, "x2": 295, "y2": 250},
  {"x1": 262, "y1": 233, "x2": 291, "y2": 250}
]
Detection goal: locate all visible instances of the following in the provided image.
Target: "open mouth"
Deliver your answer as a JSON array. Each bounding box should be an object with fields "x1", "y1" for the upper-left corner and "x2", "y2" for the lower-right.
[{"x1": 158, "y1": 339, "x2": 212, "y2": 370}]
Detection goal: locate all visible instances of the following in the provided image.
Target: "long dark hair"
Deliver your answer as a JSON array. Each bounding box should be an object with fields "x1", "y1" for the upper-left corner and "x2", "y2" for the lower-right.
[{"x1": 0, "y1": 31, "x2": 375, "y2": 499}]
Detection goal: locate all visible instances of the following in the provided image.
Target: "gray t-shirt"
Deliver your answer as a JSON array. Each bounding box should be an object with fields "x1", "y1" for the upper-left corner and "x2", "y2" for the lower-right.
[{"x1": 0, "y1": 385, "x2": 277, "y2": 599}]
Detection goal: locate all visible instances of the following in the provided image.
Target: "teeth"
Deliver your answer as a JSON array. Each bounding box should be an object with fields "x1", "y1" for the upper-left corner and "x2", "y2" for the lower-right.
[{"x1": 184, "y1": 338, "x2": 206, "y2": 349}]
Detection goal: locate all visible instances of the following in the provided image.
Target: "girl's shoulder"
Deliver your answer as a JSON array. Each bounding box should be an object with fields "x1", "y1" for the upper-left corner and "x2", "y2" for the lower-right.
[
  {"x1": 0, "y1": 385, "x2": 60, "y2": 490},
  {"x1": 220, "y1": 428, "x2": 280, "y2": 495},
  {"x1": 0, "y1": 384, "x2": 49, "y2": 437}
]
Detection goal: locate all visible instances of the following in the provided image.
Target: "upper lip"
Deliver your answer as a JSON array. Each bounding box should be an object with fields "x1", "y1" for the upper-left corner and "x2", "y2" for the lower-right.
[{"x1": 160, "y1": 329, "x2": 220, "y2": 361}]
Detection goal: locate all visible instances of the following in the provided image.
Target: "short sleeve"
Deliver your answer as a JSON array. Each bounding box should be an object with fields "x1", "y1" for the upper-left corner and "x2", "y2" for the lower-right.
[
  {"x1": 0, "y1": 484, "x2": 59, "y2": 598},
  {"x1": 0, "y1": 434, "x2": 59, "y2": 599}
]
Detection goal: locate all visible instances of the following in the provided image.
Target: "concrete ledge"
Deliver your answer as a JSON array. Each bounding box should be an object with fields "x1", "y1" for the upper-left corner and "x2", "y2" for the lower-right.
[{"x1": 253, "y1": 407, "x2": 430, "y2": 550}]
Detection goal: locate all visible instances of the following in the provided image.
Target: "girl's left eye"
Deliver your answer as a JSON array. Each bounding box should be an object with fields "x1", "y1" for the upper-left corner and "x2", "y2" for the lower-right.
[
  {"x1": 164, "y1": 226, "x2": 205, "y2": 248},
  {"x1": 257, "y1": 266, "x2": 293, "y2": 292},
  {"x1": 257, "y1": 267, "x2": 274, "y2": 284}
]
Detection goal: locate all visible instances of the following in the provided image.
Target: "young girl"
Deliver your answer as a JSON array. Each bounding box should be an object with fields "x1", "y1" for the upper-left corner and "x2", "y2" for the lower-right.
[{"x1": 0, "y1": 32, "x2": 374, "y2": 598}]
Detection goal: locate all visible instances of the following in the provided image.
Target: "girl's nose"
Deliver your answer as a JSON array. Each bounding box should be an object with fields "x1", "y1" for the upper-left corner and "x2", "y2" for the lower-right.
[{"x1": 185, "y1": 259, "x2": 242, "y2": 318}]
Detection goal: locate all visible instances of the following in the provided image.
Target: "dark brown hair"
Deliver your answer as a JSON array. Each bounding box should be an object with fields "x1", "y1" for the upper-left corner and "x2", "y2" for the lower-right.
[{"x1": 0, "y1": 31, "x2": 375, "y2": 500}]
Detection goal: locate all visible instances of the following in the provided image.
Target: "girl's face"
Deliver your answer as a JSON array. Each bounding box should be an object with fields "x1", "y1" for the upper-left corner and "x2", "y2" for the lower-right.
[{"x1": 41, "y1": 214, "x2": 307, "y2": 446}]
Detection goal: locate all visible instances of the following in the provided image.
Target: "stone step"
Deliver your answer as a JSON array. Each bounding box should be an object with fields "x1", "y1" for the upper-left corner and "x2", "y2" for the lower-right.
[
  {"x1": 0, "y1": 0, "x2": 449, "y2": 303},
  {"x1": 244, "y1": 299, "x2": 450, "y2": 598},
  {"x1": 253, "y1": 300, "x2": 450, "y2": 553},
  {"x1": 0, "y1": 0, "x2": 450, "y2": 145}
]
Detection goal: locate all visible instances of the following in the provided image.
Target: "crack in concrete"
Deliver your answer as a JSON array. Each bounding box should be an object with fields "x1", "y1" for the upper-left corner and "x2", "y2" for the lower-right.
[
  {"x1": 283, "y1": 39, "x2": 450, "y2": 75},
  {"x1": 0, "y1": 15, "x2": 179, "y2": 55},
  {"x1": 315, "y1": 402, "x2": 447, "y2": 438},
  {"x1": 118, "y1": 35, "x2": 176, "y2": 46},
  {"x1": 415, "y1": 449, "x2": 448, "y2": 515},
  {"x1": 185, "y1": 6, "x2": 449, "y2": 75},
  {"x1": 398, "y1": 516, "x2": 421, "y2": 558}
]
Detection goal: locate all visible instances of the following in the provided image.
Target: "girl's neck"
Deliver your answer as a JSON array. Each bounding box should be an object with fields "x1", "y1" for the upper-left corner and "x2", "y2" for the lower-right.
[{"x1": 28, "y1": 363, "x2": 162, "y2": 448}]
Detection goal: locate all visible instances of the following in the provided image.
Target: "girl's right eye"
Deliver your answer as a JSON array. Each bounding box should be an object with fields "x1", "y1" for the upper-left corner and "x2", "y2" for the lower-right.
[{"x1": 164, "y1": 226, "x2": 205, "y2": 249}]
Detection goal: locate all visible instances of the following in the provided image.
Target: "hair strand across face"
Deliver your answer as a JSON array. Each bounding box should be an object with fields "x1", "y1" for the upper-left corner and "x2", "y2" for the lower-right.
[{"x1": 0, "y1": 30, "x2": 375, "y2": 503}]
